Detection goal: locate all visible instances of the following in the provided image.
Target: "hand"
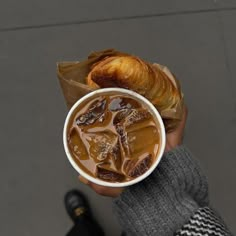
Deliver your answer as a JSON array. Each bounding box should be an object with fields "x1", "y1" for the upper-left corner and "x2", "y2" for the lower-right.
[
  {"x1": 78, "y1": 106, "x2": 188, "y2": 197},
  {"x1": 78, "y1": 175, "x2": 123, "y2": 197},
  {"x1": 165, "y1": 106, "x2": 188, "y2": 152}
]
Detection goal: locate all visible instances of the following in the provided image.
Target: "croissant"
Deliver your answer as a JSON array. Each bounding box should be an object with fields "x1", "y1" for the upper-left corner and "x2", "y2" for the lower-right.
[{"x1": 86, "y1": 52, "x2": 184, "y2": 131}]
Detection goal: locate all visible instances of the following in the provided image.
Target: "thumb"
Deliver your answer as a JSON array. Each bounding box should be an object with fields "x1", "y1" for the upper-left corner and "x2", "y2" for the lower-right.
[{"x1": 78, "y1": 175, "x2": 89, "y2": 185}]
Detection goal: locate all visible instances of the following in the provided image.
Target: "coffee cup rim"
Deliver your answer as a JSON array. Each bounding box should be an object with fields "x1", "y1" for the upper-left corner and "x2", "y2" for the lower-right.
[{"x1": 63, "y1": 88, "x2": 166, "y2": 187}]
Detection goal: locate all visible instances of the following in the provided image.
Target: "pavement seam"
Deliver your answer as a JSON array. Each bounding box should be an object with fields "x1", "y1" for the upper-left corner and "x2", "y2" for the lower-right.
[
  {"x1": 215, "y1": 10, "x2": 236, "y2": 105},
  {"x1": 0, "y1": 7, "x2": 236, "y2": 33}
]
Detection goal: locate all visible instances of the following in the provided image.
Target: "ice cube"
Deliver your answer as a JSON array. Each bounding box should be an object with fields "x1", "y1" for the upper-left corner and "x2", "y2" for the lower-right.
[
  {"x1": 113, "y1": 109, "x2": 132, "y2": 125},
  {"x1": 93, "y1": 141, "x2": 122, "y2": 171},
  {"x1": 127, "y1": 126, "x2": 159, "y2": 154},
  {"x1": 84, "y1": 131, "x2": 118, "y2": 163},
  {"x1": 124, "y1": 154, "x2": 152, "y2": 178},
  {"x1": 109, "y1": 97, "x2": 141, "y2": 111},
  {"x1": 96, "y1": 165, "x2": 125, "y2": 182},
  {"x1": 123, "y1": 109, "x2": 151, "y2": 128},
  {"x1": 115, "y1": 124, "x2": 130, "y2": 157},
  {"x1": 68, "y1": 128, "x2": 88, "y2": 160},
  {"x1": 76, "y1": 98, "x2": 107, "y2": 126},
  {"x1": 109, "y1": 141, "x2": 122, "y2": 170}
]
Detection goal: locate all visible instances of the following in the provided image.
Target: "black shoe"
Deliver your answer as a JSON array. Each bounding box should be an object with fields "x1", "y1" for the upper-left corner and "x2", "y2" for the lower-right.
[{"x1": 64, "y1": 189, "x2": 91, "y2": 223}]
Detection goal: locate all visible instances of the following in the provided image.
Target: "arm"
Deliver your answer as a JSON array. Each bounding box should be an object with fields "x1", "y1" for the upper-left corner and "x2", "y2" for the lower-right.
[
  {"x1": 79, "y1": 107, "x2": 232, "y2": 235},
  {"x1": 113, "y1": 146, "x2": 231, "y2": 236}
]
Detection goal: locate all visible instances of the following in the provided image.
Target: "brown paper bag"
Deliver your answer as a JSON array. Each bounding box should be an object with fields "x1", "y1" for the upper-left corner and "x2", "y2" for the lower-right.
[
  {"x1": 57, "y1": 49, "x2": 184, "y2": 131},
  {"x1": 57, "y1": 49, "x2": 128, "y2": 108}
]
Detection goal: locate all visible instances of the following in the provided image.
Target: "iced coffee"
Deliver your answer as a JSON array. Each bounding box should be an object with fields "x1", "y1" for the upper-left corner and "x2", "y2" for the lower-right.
[{"x1": 67, "y1": 94, "x2": 161, "y2": 182}]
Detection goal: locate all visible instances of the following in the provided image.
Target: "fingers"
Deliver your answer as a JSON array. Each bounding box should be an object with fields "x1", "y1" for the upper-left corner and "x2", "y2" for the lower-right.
[
  {"x1": 173, "y1": 105, "x2": 188, "y2": 138},
  {"x1": 78, "y1": 175, "x2": 124, "y2": 197},
  {"x1": 178, "y1": 106, "x2": 188, "y2": 139},
  {"x1": 165, "y1": 106, "x2": 188, "y2": 152},
  {"x1": 78, "y1": 175, "x2": 89, "y2": 185},
  {"x1": 180, "y1": 106, "x2": 188, "y2": 130}
]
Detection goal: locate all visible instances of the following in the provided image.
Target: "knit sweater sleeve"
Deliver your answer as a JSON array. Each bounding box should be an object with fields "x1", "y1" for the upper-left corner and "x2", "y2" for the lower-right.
[{"x1": 112, "y1": 145, "x2": 231, "y2": 236}]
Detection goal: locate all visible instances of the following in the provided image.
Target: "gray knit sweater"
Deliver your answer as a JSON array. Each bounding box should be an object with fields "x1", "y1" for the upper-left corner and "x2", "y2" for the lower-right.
[{"x1": 113, "y1": 145, "x2": 232, "y2": 236}]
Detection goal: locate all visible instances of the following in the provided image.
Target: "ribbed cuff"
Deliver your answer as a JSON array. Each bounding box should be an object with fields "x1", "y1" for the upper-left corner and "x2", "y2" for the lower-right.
[{"x1": 113, "y1": 145, "x2": 209, "y2": 236}]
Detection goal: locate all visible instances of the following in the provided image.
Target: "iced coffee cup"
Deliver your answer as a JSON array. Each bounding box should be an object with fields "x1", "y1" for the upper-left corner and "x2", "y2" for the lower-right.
[{"x1": 63, "y1": 88, "x2": 166, "y2": 187}]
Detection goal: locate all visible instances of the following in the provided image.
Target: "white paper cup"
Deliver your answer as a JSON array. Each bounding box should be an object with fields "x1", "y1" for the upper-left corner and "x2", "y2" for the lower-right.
[{"x1": 63, "y1": 88, "x2": 166, "y2": 187}]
